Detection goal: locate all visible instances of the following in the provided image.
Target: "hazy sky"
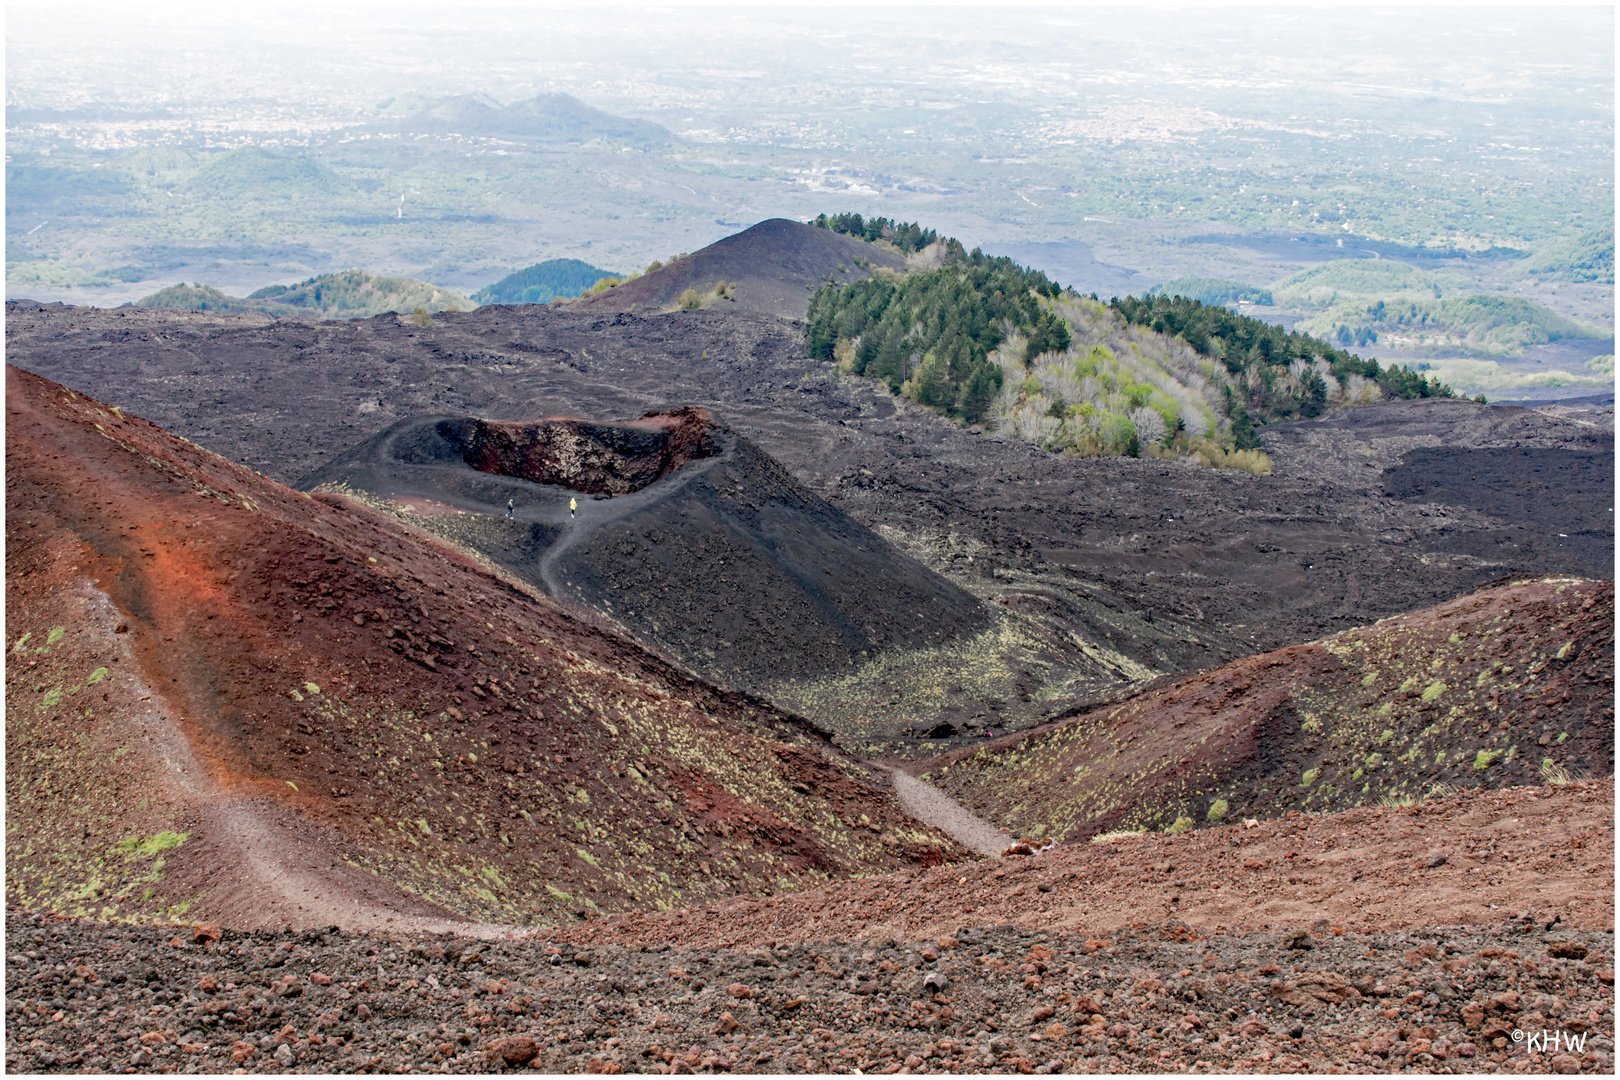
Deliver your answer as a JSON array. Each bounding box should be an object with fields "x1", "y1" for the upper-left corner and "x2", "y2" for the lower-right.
[{"x1": 10, "y1": 4, "x2": 1613, "y2": 119}]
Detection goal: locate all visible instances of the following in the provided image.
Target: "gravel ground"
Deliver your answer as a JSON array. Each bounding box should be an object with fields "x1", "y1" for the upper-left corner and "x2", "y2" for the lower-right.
[{"x1": 6, "y1": 909, "x2": 1612, "y2": 1074}]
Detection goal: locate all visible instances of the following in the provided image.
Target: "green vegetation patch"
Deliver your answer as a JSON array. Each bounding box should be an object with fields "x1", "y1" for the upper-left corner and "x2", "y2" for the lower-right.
[
  {"x1": 135, "y1": 270, "x2": 474, "y2": 319},
  {"x1": 474, "y1": 258, "x2": 620, "y2": 305},
  {"x1": 185, "y1": 146, "x2": 348, "y2": 200},
  {"x1": 1150, "y1": 277, "x2": 1273, "y2": 306},
  {"x1": 116, "y1": 831, "x2": 189, "y2": 858},
  {"x1": 1521, "y1": 224, "x2": 1615, "y2": 284},
  {"x1": 811, "y1": 212, "x2": 938, "y2": 254},
  {"x1": 1301, "y1": 295, "x2": 1603, "y2": 358},
  {"x1": 1110, "y1": 293, "x2": 1454, "y2": 435},
  {"x1": 807, "y1": 244, "x2": 1064, "y2": 422},
  {"x1": 131, "y1": 283, "x2": 256, "y2": 313}
]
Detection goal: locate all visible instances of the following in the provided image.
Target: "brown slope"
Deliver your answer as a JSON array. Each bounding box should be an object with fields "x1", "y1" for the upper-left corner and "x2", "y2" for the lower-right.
[
  {"x1": 566, "y1": 778, "x2": 1615, "y2": 948},
  {"x1": 4, "y1": 365, "x2": 964, "y2": 932},
  {"x1": 921, "y1": 578, "x2": 1613, "y2": 842},
  {"x1": 573, "y1": 218, "x2": 905, "y2": 319}
]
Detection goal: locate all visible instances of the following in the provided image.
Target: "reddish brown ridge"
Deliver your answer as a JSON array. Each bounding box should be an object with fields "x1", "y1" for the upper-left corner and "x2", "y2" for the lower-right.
[{"x1": 5, "y1": 367, "x2": 959, "y2": 932}]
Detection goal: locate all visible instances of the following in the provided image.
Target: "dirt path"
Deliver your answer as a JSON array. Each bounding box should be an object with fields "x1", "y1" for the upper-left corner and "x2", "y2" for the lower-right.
[
  {"x1": 534, "y1": 434, "x2": 736, "y2": 599},
  {"x1": 87, "y1": 578, "x2": 528, "y2": 940},
  {"x1": 882, "y1": 765, "x2": 1010, "y2": 857}
]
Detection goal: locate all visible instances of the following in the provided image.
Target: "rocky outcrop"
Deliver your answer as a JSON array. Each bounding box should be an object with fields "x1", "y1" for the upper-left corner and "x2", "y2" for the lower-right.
[{"x1": 442, "y1": 407, "x2": 714, "y2": 496}]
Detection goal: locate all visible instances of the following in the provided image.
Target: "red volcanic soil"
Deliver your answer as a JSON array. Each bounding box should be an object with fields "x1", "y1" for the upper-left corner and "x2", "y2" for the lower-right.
[
  {"x1": 566, "y1": 778, "x2": 1615, "y2": 950},
  {"x1": 5, "y1": 366, "x2": 964, "y2": 933},
  {"x1": 453, "y1": 407, "x2": 714, "y2": 496},
  {"x1": 922, "y1": 577, "x2": 1614, "y2": 842}
]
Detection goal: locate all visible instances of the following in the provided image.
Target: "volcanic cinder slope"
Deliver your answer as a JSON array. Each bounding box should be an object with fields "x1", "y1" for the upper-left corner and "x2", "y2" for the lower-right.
[
  {"x1": 5, "y1": 782, "x2": 1613, "y2": 1074},
  {"x1": 575, "y1": 218, "x2": 907, "y2": 319},
  {"x1": 921, "y1": 578, "x2": 1614, "y2": 842},
  {"x1": 5, "y1": 365, "x2": 966, "y2": 933},
  {"x1": 299, "y1": 406, "x2": 990, "y2": 692}
]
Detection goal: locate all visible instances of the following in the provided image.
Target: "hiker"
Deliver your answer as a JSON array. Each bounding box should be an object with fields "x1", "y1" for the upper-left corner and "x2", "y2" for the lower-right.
[
  {"x1": 569, "y1": 497, "x2": 577, "y2": 519},
  {"x1": 506, "y1": 498, "x2": 515, "y2": 519}
]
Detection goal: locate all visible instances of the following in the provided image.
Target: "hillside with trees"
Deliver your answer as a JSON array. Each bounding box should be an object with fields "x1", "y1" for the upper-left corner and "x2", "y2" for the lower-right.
[
  {"x1": 1149, "y1": 277, "x2": 1272, "y2": 306},
  {"x1": 1521, "y1": 224, "x2": 1615, "y2": 284},
  {"x1": 1263, "y1": 258, "x2": 1604, "y2": 359},
  {"x1": 134, "y1": 271, "x2": 473, "y2": 319},
  {"x1": 1300, "y1": 294, "x2": 1604, "y2": 357},
  {"x1": 995, "y1": 296, "x2": 1265, "y2": 471},
  {"x1": 1110, "y1": 292, "x2": 1457, "y2": 437},
  {"x1": 806, "y1": 248, "x2": 1065, "y2": 423},
  {"x1": 811, "y1": 213, "x2": 939, "y2": 255},
  {"x1": 807, "y1": 216, "x2": 1465, "y2": 469},
  {"x1": 474, "y1": 258, "x2": 619, "y2": 304}
]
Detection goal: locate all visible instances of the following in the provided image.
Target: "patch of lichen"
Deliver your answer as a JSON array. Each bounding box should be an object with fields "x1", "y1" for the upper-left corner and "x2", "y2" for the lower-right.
[{"x1": 5, "y1": 619, "x2": 197, "y2": 925}]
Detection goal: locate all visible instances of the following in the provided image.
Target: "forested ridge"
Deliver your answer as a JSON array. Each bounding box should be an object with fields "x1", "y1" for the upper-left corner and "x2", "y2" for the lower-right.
[
  {"x1": 1111, "y1": 293, "x2": 1456, "y2": 443},
  {"x1": 805, "y1": 214, "x2": 1462, "y2": 464},
  {"x1": 474, "y1": 258, "x2": 619, "y2": 305},
  {"x1": 811, "y1": 212, "x2": 939, "y2": 255},
  {"x1": 807, "y1": 247, "x2": 1066, "y2": 423}
]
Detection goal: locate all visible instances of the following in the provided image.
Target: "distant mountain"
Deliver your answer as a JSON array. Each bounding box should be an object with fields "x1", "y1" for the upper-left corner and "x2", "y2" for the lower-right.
[
  {"x1": 474, "y1": 258, "x2": 620, "y2": 305},
  {"x1": 575, "y1": 218, "x2": 906, "y2": 320},
  {"x1": 133, "y1": 270, "x2": 474, "y2": 319},
  {"x1": 112, "y1": 145, "x2": 197, "y2": 181},
  {"x1": 128, "y1": 283, "x2": 257, "y2": 313},
  {"x1": 393, "y1": 93, "x2": 671, "y2": 147},
  {"x1": 251, "y1": 270, "x2": 473, "y2": 318},
  {"x1": 1270, "y1": 259, "x2": 1440, "y2": 307},
  {"x1": 185, "y1": 146, "x2": 348, "y2": 200}
]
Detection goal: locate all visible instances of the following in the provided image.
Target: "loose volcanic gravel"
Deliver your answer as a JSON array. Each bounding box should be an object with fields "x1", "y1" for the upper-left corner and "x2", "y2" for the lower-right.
[{"x1": 6, "y1": 909, "x2": 1613, "y2": 1074}]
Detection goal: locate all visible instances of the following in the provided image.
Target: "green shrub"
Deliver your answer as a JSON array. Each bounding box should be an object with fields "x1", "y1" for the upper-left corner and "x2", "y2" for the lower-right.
[{"x1": 1206, "y1": 798, "x2": 1229, "y2": 822}]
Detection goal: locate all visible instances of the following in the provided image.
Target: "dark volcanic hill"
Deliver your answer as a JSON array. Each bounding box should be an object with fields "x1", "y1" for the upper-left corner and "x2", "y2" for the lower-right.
[
  {"x1": 5, "y1": 365, "x2": 963, "y2": 932},
  {"x1": 298, "y1": 407, "x2": 992, "y2": 692},
  {"x1": 925, "y1": 577, "x2": 1615, "y2": 841},
  {"x1": 575, "y1": 218, "x2": 907, "y2": 319}
]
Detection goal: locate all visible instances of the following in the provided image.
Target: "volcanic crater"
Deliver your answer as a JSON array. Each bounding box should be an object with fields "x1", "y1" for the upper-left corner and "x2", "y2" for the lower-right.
[
  {"x1": 449, "y1": 406, "x2": 715, "y2": 496},
  {"x1": 300, "y1": 408, "x2": 992, "y2": 692}
]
